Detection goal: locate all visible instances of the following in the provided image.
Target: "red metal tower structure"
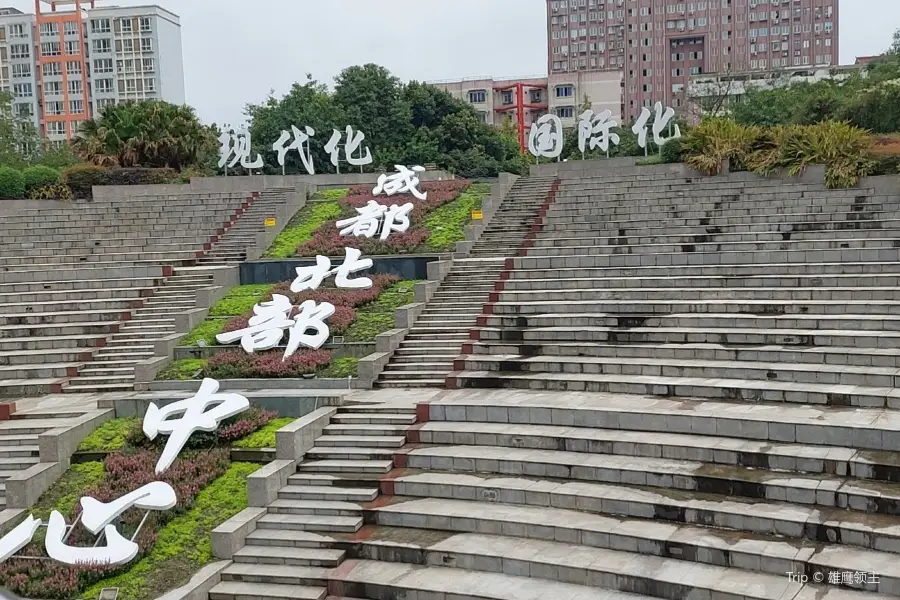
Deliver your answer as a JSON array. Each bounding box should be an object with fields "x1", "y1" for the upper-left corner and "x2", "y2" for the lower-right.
[{"x1": 493, "y1": 81, "x2": 548, "y2": 153}]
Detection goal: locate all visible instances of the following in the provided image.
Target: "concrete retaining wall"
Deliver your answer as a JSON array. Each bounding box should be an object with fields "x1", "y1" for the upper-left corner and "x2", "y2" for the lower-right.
[{"x1": 240, "y1": 255, "x2": 441, "y2": 285}]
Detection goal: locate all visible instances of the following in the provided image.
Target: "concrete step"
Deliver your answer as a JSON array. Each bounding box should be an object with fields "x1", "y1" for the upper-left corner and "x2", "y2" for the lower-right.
[
  {"x1": 314, "y1": 435, "x2": 406, "y2": 448},
  {"x1": 279, "y1": 484, "x2": 378, "y2": 502},
  {"x1": 233, "y1": 544, "x2": 345, "y2": 567},
  {"x1": 297, "y1": 460, "x2": 393, "y2": 474},
  {"x1": 245, "y1": 528, "x2": 336, "y2": 549},
  {"x1": 268, "y1": 499, "x2": 362, "y2": 517},
  {"x1": 256, "y1": 513, "x2": 362, "y2": 533},
  {"x1": 305, "y1": 447, "x2": 398, "y2": 461},
  {"x1": 209, "y1": 580, "x2": 325, "y2": 600},
  {"x1": 331, "y1": 413, "x2": 416, "y2": 425}
]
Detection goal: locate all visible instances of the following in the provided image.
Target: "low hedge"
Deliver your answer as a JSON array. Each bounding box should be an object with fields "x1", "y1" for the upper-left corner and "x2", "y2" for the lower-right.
[
  {"x1": 0, "y1": 166, "x2": 25, "y2": 199},
  {"x1": 22, "y1": 165, "x2": 61, "y2": 193},
  {"x1": 62, "y1": 166, "x2": 179, "y2": 199}
]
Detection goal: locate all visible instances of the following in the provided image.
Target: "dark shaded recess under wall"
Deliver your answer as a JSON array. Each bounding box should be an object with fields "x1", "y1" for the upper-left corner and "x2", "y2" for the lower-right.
[{"x1": 240, "y1": 254, "x2": 442, "y2": 285}]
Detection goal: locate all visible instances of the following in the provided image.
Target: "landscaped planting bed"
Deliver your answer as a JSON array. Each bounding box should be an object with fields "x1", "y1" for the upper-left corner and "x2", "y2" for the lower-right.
[
  {"x1": 0, "y1": 407, "x2": 290, "y2": 599},
  {"x1": 263, "y1": 180, "x2": 490, "y2": 259},
  {"x1": 165, "y1": 278, "x2": 421, "y2": 380}
]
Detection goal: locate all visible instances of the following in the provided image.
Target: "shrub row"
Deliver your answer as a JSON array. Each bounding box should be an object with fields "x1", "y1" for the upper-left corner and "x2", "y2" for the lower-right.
[
  {"x1": 680, "y1": 119, "x2": 881, "y2": 189},
  {"x1": 62, "y1": 166, "x2": 179, "y2": 199},
  {"x1": 0, "y1": 165, "x2": 62, "y2": 199}
]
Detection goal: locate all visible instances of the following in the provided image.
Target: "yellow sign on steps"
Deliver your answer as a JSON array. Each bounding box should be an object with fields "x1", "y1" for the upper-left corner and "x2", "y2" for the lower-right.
[
  {"x1": 264, "y1": 218, "x2": 276, "y2": 227},
  {"x1": 472, "y1": 210, "x2": 483, "y2": 220}
]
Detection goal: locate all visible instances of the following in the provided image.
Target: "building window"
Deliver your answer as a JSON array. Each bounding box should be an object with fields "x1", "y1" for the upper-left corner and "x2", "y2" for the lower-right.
[
  {"x1": 468, "y1": 90, "x2": 486, "y2": 103},
  {"x1": 45, "y1": 101, "x2": 64, "y2": 115},
  {"x1": 91, "y1": 18, "x2": 110, "y2": 33},
  {"x1": 70, "y1": 120, "x2": 82, "y2": 136},
  {"x1": 40, "y1": 42, "x2": 60, "y2": 57},
  {"x1": 69, "y1": 99, "x2": 84, "y2": 114},
  {"x1": 555, "y1": 84, "x2": 574, "y2": 98},
  {"x1": 67, "y1": 61, "x2": 81, "y2": 76},
  {"x1": 11, "y1": 64, "x2": 30, "y2": 78},
  {"x1": 142, "y1": 58, "x2": 155, "y2": 71},
  {"x1": 12, "y1": 83, "x2": 32, "y2": 98},
  {"x1": 144, "y1": 77, "x2": 156, "y2": 92},
  {"x1": 94, "y1": 58, "x2": 114, "y2": 73},
  {"x1": 556, "y1": 106, "x2": 575, "y2": 118},
  {"x1": 94, "y1": 78, "x2": 113, "y2": 93},
  {"x1": 10, "y1": 44, "x2": 29, "y2": 59},
  {"x1": 47, "y1": 121, "x2": 65, "y2": 136},
  {"x1": 9, "y1": 24, "x2": 25, "y2": 39},
  {"x1": 39, "y1": 23, "x2": 58, "y2": 37},
  {"x1": 64, "y1": 40, "x2": 80, "y2": 55},
  {"x1": 123, "y1": 59, "x2": 135, "y2": 73},
  {"x1": 501, "y1": 90, "x2": 513, "y2": 105},
  {"x1": 64, "y1": 21, "x2": 78, "y2": 36},
  {"x1": 97, "y1": 97, "x2": 116, "y2": 110},
  {"x1": 15, "y1": 103, "x2": 33, "y2": 117},
  {"x1": 44, "y1": 81, "x2": 62, "y2": 95},
  {"x1": 122, "y1": 39, "x2": 134, "y2": 52},
  {"x1": 125, "y1": 78, "x2": 137, "y2": 92},
  {"x1": 139, "y1": 17, "x2": 152, "y2": 32},
  {"x1": 530, "y1": 90, "x2": 542, "y2": 103},
  {"x1": 140, "y1": 37, "x2": 152, "y2": 52},
  {"x1": 93, "y1": 39, "x2": 111, "y2": 53},
  {"x1": 68, "y1": 80, "x2": 82, "y2": 95},
  {"x1": 43, "y1": 62, "x2": 62, "y2": 77},
  {"x1": 120, "y1": 18, "x2": 133, "y2": 33}
]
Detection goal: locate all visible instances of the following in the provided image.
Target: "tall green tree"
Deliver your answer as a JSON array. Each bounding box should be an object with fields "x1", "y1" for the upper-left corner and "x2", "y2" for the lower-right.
[
  {"x1": 0, "y1": 91, "x2": 42, "y2": 168},
  {"x1": 73, "y1": 100, "x2": 217, "y2": 170}
]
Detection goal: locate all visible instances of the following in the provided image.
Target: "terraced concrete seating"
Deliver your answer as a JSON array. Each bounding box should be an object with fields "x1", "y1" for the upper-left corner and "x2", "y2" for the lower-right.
[
  {"x1": 0, "y1": 187, "x2": 297, "y2": 395},
  {"x1": 448, "y1": 171, "x2": 900, "y2": 410}
]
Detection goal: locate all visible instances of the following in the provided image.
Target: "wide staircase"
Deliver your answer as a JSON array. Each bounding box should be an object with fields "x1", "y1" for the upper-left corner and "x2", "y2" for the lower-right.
[
  {"x1": 374, "y1": 177, "x2": 557, "y2": 388},
  {"x1": 215, "y1": 168, "x2": 900, "y2": 600},
  {"x1": 0, "y1": 189, "x2": 292, "y2": 396},
  {"x1": 198, "y1": 188, "x2": 294, "y2": 265}
]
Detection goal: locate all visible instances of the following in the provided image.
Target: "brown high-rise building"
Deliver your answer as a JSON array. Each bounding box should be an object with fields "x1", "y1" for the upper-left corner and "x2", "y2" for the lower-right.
[{"x1": 547, "y1": 0, "x2": 838, "y2": 122}]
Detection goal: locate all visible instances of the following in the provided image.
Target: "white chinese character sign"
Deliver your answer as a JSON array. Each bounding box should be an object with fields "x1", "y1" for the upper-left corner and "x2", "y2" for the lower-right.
[
  {"x1": 374, "y1": 166, "x2": 427, "y2": 201},
  {"x1": 273, "y1": 125, "x2": 316, "y2": 175},
  {"x1": 337, "y1": 199, "x2": 413, "y2": 240},
  {"x1": 326, "y1": 126, "x2": 373, "y2": 174},
  {"x1": 527, "y1": 114, "x2": 564, "y2": 161},
  {"x1": 632, "y1": 101, "x2": 682, "y2": 155},
  {"x1": 0, "y1": 378, "x2": 248, "y2": 566},
  {"x1": 218, "y1": 127, "x2": 263, "y2": 173},
  {"x1": 578, "y1": 109, "x2": 620, "y2": 157}
]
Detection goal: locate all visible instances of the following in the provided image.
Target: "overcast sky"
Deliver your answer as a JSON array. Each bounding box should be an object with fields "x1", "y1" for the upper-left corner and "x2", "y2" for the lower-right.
[{"x1": 7, "y1": 0, "x2": 896, "y2": 124}]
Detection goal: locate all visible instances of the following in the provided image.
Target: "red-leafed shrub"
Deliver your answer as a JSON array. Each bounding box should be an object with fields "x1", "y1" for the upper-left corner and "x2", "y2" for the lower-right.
[
  {"x1": 0, "y1": 447, "x2": 230, "y2": 599},
  {"x1": 296, "y1": 180, "x2": 470, "y2": 256},
  {"x1": 125, "y1": 406, "x2": 277, "y2": 451},
  {"x1": 219, "y1": 275, "x2": 401, "y2": 353},
  {"x1": 203, "y1": 349, "x2": 332, "y2": 379}
]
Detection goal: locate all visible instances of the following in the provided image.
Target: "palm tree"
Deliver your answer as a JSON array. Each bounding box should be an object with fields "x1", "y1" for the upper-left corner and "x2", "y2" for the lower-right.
[{"x1": 73, "y1": 100, "x2": 216, "y2": 170}]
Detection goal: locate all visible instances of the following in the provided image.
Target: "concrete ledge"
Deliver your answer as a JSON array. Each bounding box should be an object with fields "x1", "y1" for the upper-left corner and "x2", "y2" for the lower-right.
[
  {"x1": 153, "y1": 559, "x2": 231, "y2": 600},
  {"x1": 6, "y1": 462, "x2": 62, "y2": 509},
  {"x1": 134, "y1": 356, "x2": 170, "y2": 388},
  {"x1": 247, "y1": 459, "x2": 296, "y2": 507},
  {"x1": 394, "y1": 303, "x2": 425, "y2": 329},
  {"x1": 415, "y1": 281, "x2": 438, "y2": 303},
  {"x1": 375, "y1": 328, "x2": 406, "y2": 354},
  {"x1": 175, "y1": 341, "x2": 375, "y2": 361},
  {"x1": 358, "y1": 351, "x2": 391, "y2": 385},
  {"x1": 211, "y1": 506, "x2": 266, "y2": 560},
  {"x1": 275, "y1": 406, "x2": 336, "y2": 460},
  {"x1": 108, "y1": 389, "x2": 345, "y2": 418},
  {"x1": 175, "y1": 307, "x2": 211, "y2": 334}
]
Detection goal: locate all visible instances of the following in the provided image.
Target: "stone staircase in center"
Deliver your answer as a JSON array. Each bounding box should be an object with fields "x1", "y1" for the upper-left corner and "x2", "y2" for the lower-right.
[
  {"x1": 198, "y1": 188, "x2": 294, "y2": 266},
  {"x1": 209, "y1": 403, "x2": 418, "y2": 600},
  {"x1": 374, "y1": 177, "x2": 557, "y2": 388}
]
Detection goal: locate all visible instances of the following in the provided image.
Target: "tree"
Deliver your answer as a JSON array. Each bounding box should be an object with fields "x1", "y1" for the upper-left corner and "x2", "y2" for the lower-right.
[
  {"x1": 73, "y1": 100, "x2": 217, "y2": 170},
  {"x1": 242, "y1": 64, "x2": 529, "y2": 178},
  {"x1": 0, "y1": 91, "x2": 42, "y2": 168}
]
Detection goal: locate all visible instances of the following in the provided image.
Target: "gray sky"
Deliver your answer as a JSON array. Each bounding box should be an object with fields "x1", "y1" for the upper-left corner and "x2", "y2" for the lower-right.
[{"x1": 8, "y1": 0, "x2": 896, "y2": 125}]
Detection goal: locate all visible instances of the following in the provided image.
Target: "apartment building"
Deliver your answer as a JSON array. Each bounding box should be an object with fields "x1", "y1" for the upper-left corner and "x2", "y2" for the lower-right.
[
  {"x1": 548, "y1": 0, "x2": 839, "y2": 122},
  {"x1": 432, "y1": 70, "x2": 622, "y2": 150},
  {"x1": 0, "y1": 1, "x2": 184, "y2": 146}
]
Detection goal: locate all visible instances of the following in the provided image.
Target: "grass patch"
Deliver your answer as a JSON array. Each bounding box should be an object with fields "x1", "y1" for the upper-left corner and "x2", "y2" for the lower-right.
[
  {"x1": 232, "y1": 417, "x2": 295, "y2": 449},
  {"x1": 155, "y1": 358, "x2": 208, "y2": 381},
  {"x1": 80, "y1": 462, "x2": 261, "y2": 600},
  {"x1": 181, "y1": 318, "x2": 230, "y2": 346},
  {"x1": 636, "y1": 154, "x2": 664, "y2": 165},
  {"x1": 32, "y1": 461, "x2": 105, "y2": 520},
  {"x1": 343, "y1": 280, "x2": 421, "y2": 342},
  {"x1": 317, "y1": 356, "x2": 359, "y2": 378},
  {"x1": 77, "y1": 418, "x2": 137, "y2": 452},
  {"x1": 423, "y1": 183, "x2": 491, "y2": 252},
  {"x1": 263, "y1": 201, "x2": 343, "y2": 258},
  {"x1": 207, "y1": 284, "x2": 274, "y2": 318},
  {"x1": 310, "y1": 188, "x2": 348, "y2": 200}
]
